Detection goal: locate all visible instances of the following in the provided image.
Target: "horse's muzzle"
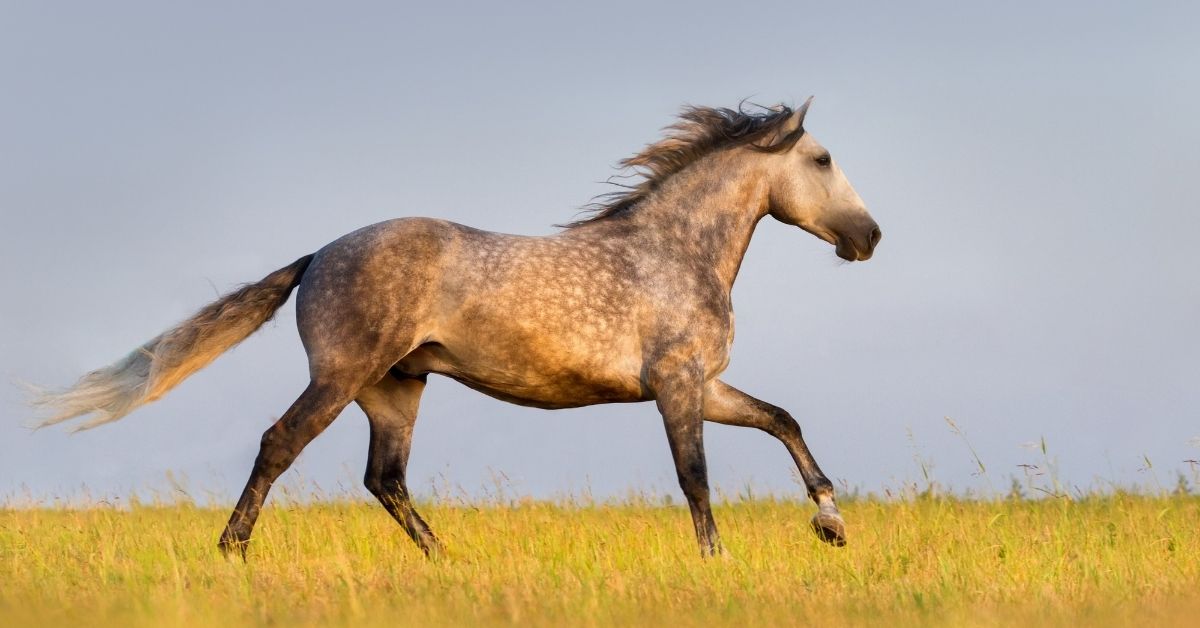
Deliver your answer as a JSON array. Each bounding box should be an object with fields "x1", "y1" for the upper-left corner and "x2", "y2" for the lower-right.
[{"x1": 835, "y1": 223, "x2": 882, "y2": 262}]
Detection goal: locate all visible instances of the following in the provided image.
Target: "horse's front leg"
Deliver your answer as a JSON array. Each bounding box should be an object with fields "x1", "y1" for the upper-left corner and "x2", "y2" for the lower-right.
[
  {"x1": 648, "y1": 359, "x2": 722, "y2": 556},
  {"x1": 702, "y1": 379, "x2": 847, "y2": 546}
]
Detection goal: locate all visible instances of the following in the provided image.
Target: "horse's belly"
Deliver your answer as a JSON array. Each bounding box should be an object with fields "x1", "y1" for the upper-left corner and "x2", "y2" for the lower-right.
[{"x1": 395, "y1": 339, "x2": 646, "y2": 409}]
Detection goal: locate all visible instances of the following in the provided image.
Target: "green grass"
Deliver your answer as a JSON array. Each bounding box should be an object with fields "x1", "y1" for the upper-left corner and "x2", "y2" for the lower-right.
[{"x1": 1, "y1": 494, "x2": 1198, "y2": 627}]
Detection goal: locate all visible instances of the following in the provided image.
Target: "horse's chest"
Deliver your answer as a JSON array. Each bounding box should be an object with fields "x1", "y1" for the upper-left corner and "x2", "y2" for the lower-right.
[{"x1": 649, "y1": 292, "x2": 734, "y2": 365}]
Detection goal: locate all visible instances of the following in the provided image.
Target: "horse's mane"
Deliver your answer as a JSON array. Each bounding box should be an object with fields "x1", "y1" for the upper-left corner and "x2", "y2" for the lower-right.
[{"x1": 561, "y1": 102, "x2": 806, "y2": 228}]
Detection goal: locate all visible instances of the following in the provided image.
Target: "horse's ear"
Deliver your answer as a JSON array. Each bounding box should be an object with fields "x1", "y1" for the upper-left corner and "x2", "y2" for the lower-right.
[
  {"x1": 758, "y1": 97, "x2": 812, "y2": 150},
  {"x1": 793, "y1": 96, "x2": 813, "y2": 129}
]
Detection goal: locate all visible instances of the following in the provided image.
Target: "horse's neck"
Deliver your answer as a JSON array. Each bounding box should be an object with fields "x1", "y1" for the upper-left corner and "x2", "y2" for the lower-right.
[{"x1": 628, "y1": 156, "x2": 768, "y2": 293}]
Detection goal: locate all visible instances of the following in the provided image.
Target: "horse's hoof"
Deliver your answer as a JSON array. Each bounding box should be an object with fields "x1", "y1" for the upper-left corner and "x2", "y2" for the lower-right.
[{"x1": 811, "y1": 511, "x2": 847, "y2": 547}]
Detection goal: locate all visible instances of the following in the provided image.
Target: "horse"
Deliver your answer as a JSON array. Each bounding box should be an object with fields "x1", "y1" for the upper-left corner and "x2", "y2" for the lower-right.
[{"x1": 32, "y1": 98, "x2": 881, "y2": 558}]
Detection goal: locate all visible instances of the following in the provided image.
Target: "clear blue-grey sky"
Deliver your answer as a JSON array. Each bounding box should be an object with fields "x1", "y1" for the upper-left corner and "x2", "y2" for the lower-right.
[{"x1": 1, "y1": 2, "x2": 1197, "y2": 503}]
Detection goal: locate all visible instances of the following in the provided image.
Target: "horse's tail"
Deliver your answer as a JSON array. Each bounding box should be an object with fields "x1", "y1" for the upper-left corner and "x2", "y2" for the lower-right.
[{"x1": 31, "y1": 254, "x2": 314, "y2": 431}]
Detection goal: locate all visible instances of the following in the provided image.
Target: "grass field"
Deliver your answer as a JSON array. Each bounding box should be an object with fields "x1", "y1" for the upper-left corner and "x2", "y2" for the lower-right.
[{"x1": 2, "y1": 493, "x2": 1198, "y2": 627}]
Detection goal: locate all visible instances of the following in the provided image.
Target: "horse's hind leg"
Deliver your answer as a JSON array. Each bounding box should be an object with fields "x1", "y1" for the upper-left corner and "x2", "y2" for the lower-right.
[
  {"x1": 218, "y1": 379, "x2": 358, "y2": 557},
  {"x1": 356, "y1": 373, "x2": 442, "y2": 557},
  {"x1": 702, "y1": 379, "x2": 847, "y2": 547}
]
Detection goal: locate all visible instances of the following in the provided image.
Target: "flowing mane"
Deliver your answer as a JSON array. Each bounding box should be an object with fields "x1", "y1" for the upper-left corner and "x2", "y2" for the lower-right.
[{"x1": 562, "y1": 102, "x2": 807, "y2": 228}]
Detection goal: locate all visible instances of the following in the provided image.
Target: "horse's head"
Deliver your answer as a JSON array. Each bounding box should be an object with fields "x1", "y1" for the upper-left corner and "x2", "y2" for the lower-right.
[{"x1": 760, "y1": 99, "x2": 880, "y2": 262}]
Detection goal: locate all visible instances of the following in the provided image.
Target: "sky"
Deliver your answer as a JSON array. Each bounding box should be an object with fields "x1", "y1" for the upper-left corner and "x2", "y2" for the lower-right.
[{"x1": 1, "y1": 2, "x2": 1197, "y2": 504}]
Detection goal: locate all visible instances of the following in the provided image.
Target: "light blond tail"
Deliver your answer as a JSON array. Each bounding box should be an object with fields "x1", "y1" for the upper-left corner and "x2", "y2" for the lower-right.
[{"x1": 31, "y1": 255, "x2": 313, "y2": 431}]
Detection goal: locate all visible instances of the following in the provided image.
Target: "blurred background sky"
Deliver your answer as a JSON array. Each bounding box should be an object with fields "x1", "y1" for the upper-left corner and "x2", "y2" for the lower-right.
[{"x1": 1, "y1": 1, "x2": 1197, "y2": 503}]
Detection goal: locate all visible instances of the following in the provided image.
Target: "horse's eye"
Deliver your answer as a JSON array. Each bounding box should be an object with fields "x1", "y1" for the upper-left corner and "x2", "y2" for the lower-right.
[{"x1": 814, "y1": 154, "x2": 832, "y2": 168}]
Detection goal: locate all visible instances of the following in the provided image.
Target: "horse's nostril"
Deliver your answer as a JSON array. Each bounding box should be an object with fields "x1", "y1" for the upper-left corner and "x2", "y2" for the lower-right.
[{"x1": 869, "y1": 226, "x2": 882, "y2": 248}]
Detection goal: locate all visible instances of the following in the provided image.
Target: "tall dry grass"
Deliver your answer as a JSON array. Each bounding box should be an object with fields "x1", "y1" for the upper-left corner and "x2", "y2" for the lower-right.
[{"x1": 2, "y1": 492, "x2": 1197, "y2": 627}]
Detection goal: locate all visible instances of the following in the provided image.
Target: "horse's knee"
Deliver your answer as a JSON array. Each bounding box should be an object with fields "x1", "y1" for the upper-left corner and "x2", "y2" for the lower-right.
[{"x1": 766, "y1": 407, "x2": 802, "y2": 438}]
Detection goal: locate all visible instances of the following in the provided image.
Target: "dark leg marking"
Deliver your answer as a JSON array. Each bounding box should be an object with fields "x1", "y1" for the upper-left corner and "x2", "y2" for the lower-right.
[
  {"x1": 651, "y1": 363, "x2": 722, "y2": 557},
  {"x1": 357, "y1": 374, "x2": 442, "y2": 558}
]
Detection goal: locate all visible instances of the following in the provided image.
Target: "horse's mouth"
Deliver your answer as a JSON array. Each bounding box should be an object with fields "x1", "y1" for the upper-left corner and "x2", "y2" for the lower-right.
[
  {"x1": 799, "y1": 223, "x2": 881, "y2": 262},
  {"x1": 835, "y1": 238, "x2": 873, "y2": 262}
]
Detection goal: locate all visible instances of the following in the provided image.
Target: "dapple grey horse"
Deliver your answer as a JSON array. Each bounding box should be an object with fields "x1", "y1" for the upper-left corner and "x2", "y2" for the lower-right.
[{"x1": 34, "y1": 98, "x2": 881, "y2": 557}]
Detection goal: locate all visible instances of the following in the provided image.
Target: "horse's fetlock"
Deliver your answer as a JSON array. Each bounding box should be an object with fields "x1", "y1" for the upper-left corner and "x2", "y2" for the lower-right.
[{"x1": 810, "y1": 480, "x2": 836, "y2": 502}]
